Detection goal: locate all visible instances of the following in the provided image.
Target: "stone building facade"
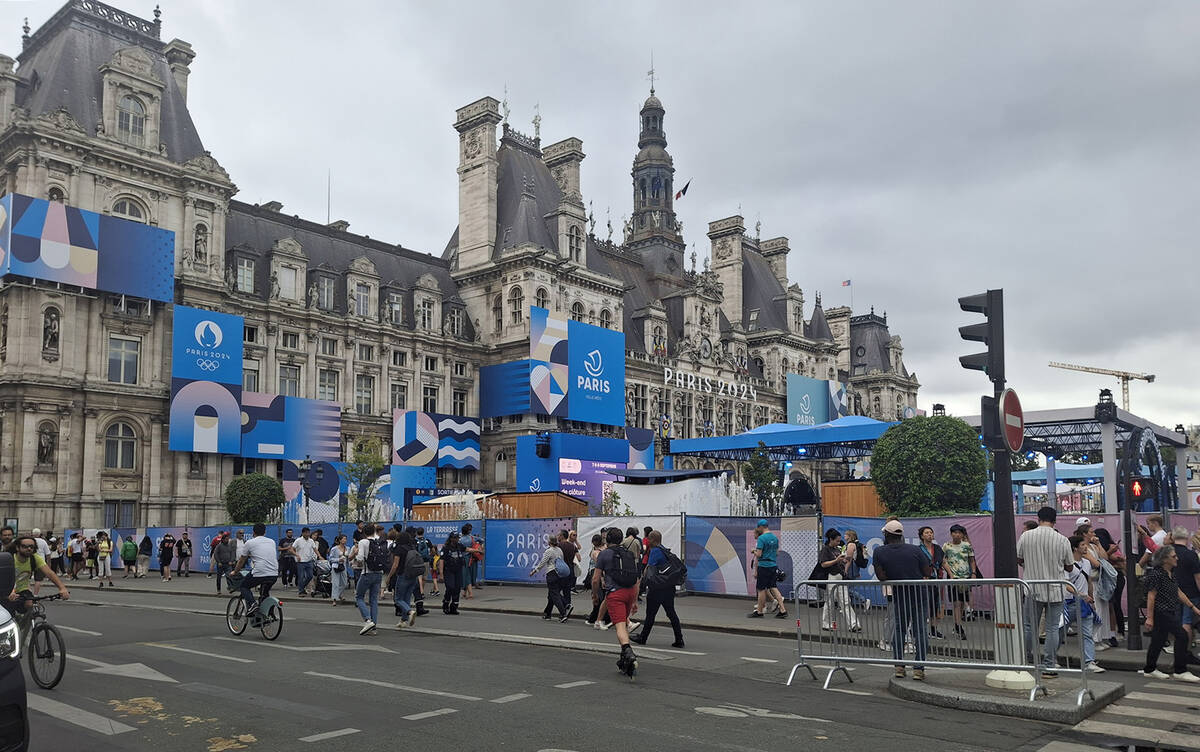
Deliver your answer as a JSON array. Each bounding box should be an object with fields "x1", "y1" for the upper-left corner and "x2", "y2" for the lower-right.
[{"x1": 0, "y1": 2, "x2": 919, "y2": 530}]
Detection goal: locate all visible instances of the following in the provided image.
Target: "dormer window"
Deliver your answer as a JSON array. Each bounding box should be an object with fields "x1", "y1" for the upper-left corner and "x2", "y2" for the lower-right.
[
  {"x1": 318, "y1": 277, "x2": 335, "y2": 310},
  {"x1": 354, "y1": 283, "x2": 371, "y2": 316},
  {"x1": 388, "y1": 294, "x2": 403, "y2": 325},
  {"x1": 236, "y1": 258, "x2": 255, "y2": 293},
  {"x1": 117, "y1": 95, "x2": 146, "y2": 147},
  {"x1": 420, "y1": 298, "x2": 434, "y2": 330},
  {"x1": 748, "y1": 309, "x2": 759, "y2": 331},
  {"x1": 448, "y1": 308, "x2": 463, "y2": 337}
]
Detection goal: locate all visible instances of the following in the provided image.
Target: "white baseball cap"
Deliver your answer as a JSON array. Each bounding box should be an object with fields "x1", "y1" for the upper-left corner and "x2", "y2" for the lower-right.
[{"x1": 1075, "y1": 516, "x2": 1090, "y2": 528}]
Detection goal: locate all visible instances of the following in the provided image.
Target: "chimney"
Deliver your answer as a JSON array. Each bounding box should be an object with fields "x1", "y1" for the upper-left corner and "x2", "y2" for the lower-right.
[
  {"x1": 760, "y1": 236, "x2": 789, "y2": 286},
  {"x1": 163, "y1": 39, "x2": 195, "y2": 102},
  {"x1": 542, "y1": 137, "x2": 587, "y2": 263},
  {"x1": 708, "y1": 215, "x2": 745, "y2": 327},
  {"x1": 453, "y1": 97, "x2": 502, "y2": 271}
]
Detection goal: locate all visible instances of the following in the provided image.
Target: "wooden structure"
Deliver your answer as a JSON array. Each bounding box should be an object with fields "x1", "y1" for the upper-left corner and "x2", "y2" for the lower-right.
[
  {"x1": 408, "y1": 491, "x2": 587, "y2": 520},
  {"x1": 820, "y1": 480, "x2": 884, "y2": 517}
]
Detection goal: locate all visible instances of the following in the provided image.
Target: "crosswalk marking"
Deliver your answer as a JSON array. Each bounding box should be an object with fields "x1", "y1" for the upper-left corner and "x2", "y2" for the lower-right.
[
  {"x1": 1060, "y1": 681, "x2": 1200, "y2": 752},
  {"x1": 555, "y1": 680, "x2": 595, "y2": 689},
  {"x1": 489, "y1": 693, "x2": 531, "y2": 703},
  {"x1": 1123, "y1": 690, "x2": 1200, "y2": 707},
  {"x1": 403, "y1": 708, "x2": 457, "y2": 721},
  {"x1": 1074, "y1": 720, "x2": 1200, "y2": 750},
  {"x1": 1099, "y1": 703, "x2": 1198, "y2": 725},
  {"x1": 299, "y1": 728, "x2": 361, "y2": 743},
  {"x1": 27, "y1": 694, "x2": 135, "y2": 735}
]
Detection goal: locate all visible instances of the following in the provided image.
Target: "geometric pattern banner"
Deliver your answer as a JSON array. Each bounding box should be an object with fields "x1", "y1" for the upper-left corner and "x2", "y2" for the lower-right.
[
  {"x1": 167, "y1": 378, "x2": 242, "y2": 453},
  {"x1": 391, "y1": 410, "x2": 480, "y2": 469},
  {"x1": 529, "y1": 305, "x2": 625, "y2": 426},
  {"x1": 0, "y1": 193, "x2": 175, "y2": 302},
  {"x1": 240, "y1": 392, "x2": 342, "y2": 460},
  {"x1": 530, "y1": 306, "x2": 569, "y2": 418}
]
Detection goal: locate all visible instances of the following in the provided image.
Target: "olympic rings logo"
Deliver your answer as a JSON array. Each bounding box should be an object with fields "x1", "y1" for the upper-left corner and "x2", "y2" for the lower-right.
[{"x1": 196, "y1": 359, "x2": 221, "y2": 372}]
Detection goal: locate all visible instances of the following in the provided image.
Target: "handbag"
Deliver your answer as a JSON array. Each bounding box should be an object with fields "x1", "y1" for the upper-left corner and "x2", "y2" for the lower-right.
[
  {"x1": 808, "y1": 562, "x2": 829, "y2": 589},
  {"x1": 333, "y1": 561, "x2": 345, "y2": 573},
  {"x1": 776, "y1": 569, "x2": 788, "y2": 583}
]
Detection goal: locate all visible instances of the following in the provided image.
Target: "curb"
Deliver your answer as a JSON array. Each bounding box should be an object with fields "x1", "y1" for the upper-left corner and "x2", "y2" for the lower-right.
[{"x1": 886, "y1": 676, "x2": 1125, "y2": 724}]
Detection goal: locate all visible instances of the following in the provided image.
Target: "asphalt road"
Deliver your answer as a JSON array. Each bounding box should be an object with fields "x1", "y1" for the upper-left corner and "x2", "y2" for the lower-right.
[{"x1": 19, "y1": 589, "x2": 1195, "y2": 752}]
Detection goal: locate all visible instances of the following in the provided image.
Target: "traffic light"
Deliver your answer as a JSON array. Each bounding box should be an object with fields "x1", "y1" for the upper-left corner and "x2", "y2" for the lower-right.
[
  {"x1": 1125, "y1": 475, "x2": 1157, "y2": 506},
  {"x1": 958, "y1": 289, "x2": 1005, "y2": 385},
  {"x1": 979, "y1": 395, "x2": 1004, "y2": 450}
]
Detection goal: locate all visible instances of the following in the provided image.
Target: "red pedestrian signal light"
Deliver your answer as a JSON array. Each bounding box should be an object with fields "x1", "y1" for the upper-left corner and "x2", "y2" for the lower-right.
[{"x1": 1125, "y1": 475, "x2": 1157, "y2": 505}]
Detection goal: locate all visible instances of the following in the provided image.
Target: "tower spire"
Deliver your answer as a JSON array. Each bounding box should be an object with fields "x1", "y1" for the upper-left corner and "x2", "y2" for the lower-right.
[{"x1": 647, "y1": 52, "x2": 656, "y2": 94}]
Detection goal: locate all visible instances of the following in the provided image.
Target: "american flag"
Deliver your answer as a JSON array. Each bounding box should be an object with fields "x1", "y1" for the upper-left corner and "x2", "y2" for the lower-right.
[{"x1": 841, "y1": 279, "x2": 852, "y2": 287}]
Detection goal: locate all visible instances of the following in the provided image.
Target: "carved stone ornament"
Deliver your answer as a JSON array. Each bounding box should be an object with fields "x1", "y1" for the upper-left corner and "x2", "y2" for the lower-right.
[
  {"x1": 110, "y1": 47, "x2": 159, "y2": 80},
  {"x1": 37, "y1": 107, "x2": 86, "y2": 135},
  {"x1": 463, "y1": 129, "x2": 483, "y2": 160},
  {"x1": 183, "y1": 151, "x2": 230, "y2": 179},
  {"x1": 553, "y1": 166, "x2": 567, "y2": 191},
  {"x1": 715, "y1": 237, "x2": 732, "y2": 260}
]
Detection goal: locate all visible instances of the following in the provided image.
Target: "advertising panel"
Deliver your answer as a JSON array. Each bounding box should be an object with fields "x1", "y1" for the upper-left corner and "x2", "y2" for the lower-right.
[
  {"x1": 2, "y1": 193, "x2": 175, "y2": 301},
  {"x1": 240, "y1": 393, "x2": 341, "y2": 460},
  {"x1": 391, "y1": 410, "x2": 480, "y2": 469},
  {"x1": 168, "y1": 377, "x2": 242, "y2": 453},
  {"x1": 576, "y1": 516, "x2": 683, "y2": 569},
  {"x1": 279, "y1": 460, "x2": 400, "y2": 524},
  {"x1": 171, "y1": 306, "x2": 244, "y2": 385},
  {"x1": 682, "y1": 516, "x2": 820, "y2": 596},
  {"x1": 529, "y1": 306, "x2": 570, "y2": 418},
  {"x1": 558, "y1": 458, "x2": 625, "y2": 511},
  {"x1": 625, "y1": 425, "x2": 655, "y2": 469},
  {"x1": 786, "y1": 374, "x2": 850, "y2": 426},
  {"x1": 482, "y1": 517, "x2": 573, "y2": 583},
  {"x1": 528, "y1": 306, "x2": 625, "y2": 427}
]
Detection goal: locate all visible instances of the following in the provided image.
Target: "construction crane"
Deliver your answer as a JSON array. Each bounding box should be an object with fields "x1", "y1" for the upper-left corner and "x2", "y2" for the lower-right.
[{"x1": 1048, "y1": 361, "x2": 1155, "y2": 411}]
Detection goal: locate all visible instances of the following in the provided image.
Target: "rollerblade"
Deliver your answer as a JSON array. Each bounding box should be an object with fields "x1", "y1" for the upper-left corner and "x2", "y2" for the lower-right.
[{"x1": 617, "y1": 644, "x2": 638, "y2": 680}]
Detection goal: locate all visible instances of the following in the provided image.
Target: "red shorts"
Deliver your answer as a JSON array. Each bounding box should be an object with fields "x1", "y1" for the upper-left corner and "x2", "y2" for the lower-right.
[{"x1": 605, "y1": 586, "x2": 638, "y2": 624}]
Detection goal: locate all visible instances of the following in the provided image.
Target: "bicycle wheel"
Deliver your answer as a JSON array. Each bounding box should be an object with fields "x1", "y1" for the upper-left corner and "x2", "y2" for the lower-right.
[
  {"x1": 28, "y1": 623, "x2": 66, "y2": 690},
  {"x1": 259, "y1": 604, "x2": 282, "y2": 641},
  {"x1": 226, "y1": 596, "x2": 248, "y2": 635}
]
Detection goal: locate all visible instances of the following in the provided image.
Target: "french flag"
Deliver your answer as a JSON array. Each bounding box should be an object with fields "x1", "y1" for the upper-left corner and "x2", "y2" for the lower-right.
[{"x1": 674, "y1": 179, "x2": 690, "y2": 200}]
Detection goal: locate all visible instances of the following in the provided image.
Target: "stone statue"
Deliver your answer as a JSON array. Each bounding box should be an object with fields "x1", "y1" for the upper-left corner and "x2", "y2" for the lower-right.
[
  {"x1": 588, "y1": 203, "x2": 596, "y2": 235},
  {"x1": 675, "y1": 219, "x2": 683, "y2": 235},
  {"x1": 622, "y1": 215, "x2": 633, "y2": 242},
  {"x1": 348, "y1": 289, "x2": 357, "y2": 314},
  {"x1": 269, "y1": 271, "x2": 280, "y2": 298},
  {"x1": 37, "y1": 425, "x2": 55, "y2": 465},
  {"x1": 651, "y1": 210, "x2": 661, "y2": 228},
  {"x1": 606, "y1": 213, "x2": 613, "y2": 243},
  {"x1": 225, "y1": 265, "x2": 237, "y2": 291},
  {"x1": 307, "y1": 282, "x2": 317, "y2": 308},
  {"x1": 42, "y1": 309, "x2": 59, "y2": 350}
]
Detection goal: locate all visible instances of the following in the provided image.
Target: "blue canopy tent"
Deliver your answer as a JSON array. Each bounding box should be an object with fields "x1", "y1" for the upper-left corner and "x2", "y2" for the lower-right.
[{"x1": 670, "y1": 415, "x2": 896, "y2": 461}]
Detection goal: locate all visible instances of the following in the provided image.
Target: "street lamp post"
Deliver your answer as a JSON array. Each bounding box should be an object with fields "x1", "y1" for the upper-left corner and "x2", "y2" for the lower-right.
[{"x1": 297, "y1": 456, "x2": 324, "y2": 524}]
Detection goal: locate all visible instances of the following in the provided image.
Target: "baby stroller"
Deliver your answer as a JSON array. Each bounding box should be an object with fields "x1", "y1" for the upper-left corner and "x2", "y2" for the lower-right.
[{"x1": 311, "y1": 559, "x2": 332, "y2": 599}]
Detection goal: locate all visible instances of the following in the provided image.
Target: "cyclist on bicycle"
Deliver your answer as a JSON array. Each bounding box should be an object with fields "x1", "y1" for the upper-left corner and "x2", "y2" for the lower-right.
[
  {"x1": 4, "y1": 534, "x2": 70, "y2": 617},
  {"x1": 233, "y1": 523, "x2": 277, "y2": 619}
]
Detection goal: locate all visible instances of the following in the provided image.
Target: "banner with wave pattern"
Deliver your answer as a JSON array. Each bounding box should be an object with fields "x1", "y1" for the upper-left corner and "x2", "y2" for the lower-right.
[{"x1": 392, "y1": 410, "x2": 480, "y2": 469}]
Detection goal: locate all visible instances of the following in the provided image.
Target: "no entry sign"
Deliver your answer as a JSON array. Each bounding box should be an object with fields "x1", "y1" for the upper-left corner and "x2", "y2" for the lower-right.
[{"x1": 999, "y1": 388, "x2": 1024, "y2": 453}]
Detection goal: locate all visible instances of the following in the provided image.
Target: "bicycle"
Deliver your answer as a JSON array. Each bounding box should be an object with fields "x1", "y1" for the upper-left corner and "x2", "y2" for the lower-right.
[
  {"x1": 224, "y1": 574, "x2": 283, "y2": 640},
  {"x1": 14, "y1": 594, "x2": 66, "y2": 689}
]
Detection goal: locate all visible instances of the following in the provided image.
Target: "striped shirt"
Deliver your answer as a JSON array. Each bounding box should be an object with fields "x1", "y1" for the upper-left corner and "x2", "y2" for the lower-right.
[{"x1": 1016, "y1": 525, "x2": 1072, "y2": 602}]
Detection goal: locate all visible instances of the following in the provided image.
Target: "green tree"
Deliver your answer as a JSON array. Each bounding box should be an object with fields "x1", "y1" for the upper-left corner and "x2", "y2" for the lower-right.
[
  {"x1": 338, "y1": 436, "x2": 388, "y2": 521},
  {"x1": 224, "y1": 473, "x2": 286, "y2": 523},
  {"x1": 1009, "y1": 451, "x2": 1040, "y2": 472},
  {"x1": 871, "y1": 416, "x2": 987, "y2": 517},
  {"x1": 742, "y1": 441, "x2": 782, "y2": 509}
]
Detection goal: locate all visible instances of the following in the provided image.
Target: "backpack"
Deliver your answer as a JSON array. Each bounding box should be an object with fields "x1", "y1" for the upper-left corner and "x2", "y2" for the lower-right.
[
  {"x1": 417, "y1": 537, "x2": 434, "y2": 564},
  {"x1": 365, "y1": 538, "x2": 390, "y2": 573},
  {"x1": 607, "y1": 545, "x2": 639, "y2": 588},
  {"x1": 552, "y1": 556, "x2": 571, "y2": 579},
  {"x1": 1096, "y1": 557, "x2": 1118, "y2": 602},
  {"x1": 853, "y1": 542, "x2": 868, "y2": 569},
  {"x1": 403, "y1": 549, "x2": 425, "y2": 579},
  {"x1": 645, "y1": 547, "x2": 687, "y2": 590}
]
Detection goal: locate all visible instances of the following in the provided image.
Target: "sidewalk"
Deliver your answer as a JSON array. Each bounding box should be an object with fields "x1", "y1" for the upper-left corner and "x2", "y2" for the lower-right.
[{"x1": 74, "y1": 572, "x2": 1162, "y2": 672}]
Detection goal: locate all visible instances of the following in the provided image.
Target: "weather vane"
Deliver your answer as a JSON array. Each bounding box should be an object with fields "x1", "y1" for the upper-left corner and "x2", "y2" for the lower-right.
[{"x1": 647, "y1": 51, "x2": 656, "y2": 94}]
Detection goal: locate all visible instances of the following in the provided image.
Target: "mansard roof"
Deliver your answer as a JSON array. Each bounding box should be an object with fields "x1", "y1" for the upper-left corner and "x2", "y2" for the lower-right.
[
  {"x1": 741, "y1": 249, "x2": 788, "y2": 331},
  {"x1": 807, "y1": 301, "x2": 834, "y2": 341},
  {"x1": 14, "y1": 1, "x2": 206, "y2": 162},
  {"x1": 849, "y1": 312, "x2": 902, "y2": 376},
  {"x1": 495, "y1": 130, "x2": 561, "y2": 256}
]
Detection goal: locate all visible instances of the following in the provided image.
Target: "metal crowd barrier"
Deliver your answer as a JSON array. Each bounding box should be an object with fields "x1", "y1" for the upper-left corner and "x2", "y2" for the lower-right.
[{"x1": 786, "y1": 578, "x2": 1095, "y2": 706}]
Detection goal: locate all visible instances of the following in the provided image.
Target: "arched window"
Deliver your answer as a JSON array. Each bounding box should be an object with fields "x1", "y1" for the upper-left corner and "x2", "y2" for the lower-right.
[
  {"x1": 193, "y1": 224, "x2": 209, "y2": 265},
  {"x1": 48, "y1": 186, "x2": 65, "y2": 203},
  {"x1": 570, "y1": 302, "x2": 584, "y2": 322},
  {"x1": 588, "y1": 309, "x2": 596, "y2": 324},
  {"x1": 116, "y1": 95, "x2": 146, "y2": 146},
  {"x1": 535, "y1": 287, "x2": 549, "y2": 309},
  {"x1": 651, "y1": 177, "x2": 661, "y2": 199},
  {"x1": 568, "y1": 226, "x2": 583, "y2": 262},
  {"x1": 599, "y1": 309, "x2": 612, "y2": 329},
  {"x1": 104, "y1": 422, "x2": 137, "y2": 470},
  {"x1": 492, "y1": 294, "x2": 503, "y2": 333},
  {"x1": 781, "y1": 357, "x2": 789, "y2": 376},
  {"x1": 494, "y1": 451, "x2": 508, "y2": 485},
  {"x1": 112, "y1": 198, "x2": 145, "y2": 223},
  {"x1": 753, "y1": 357, "x2": 764, "y2": 376},
  {"x1": 508, "y1": 286, "x2": 524, "y2": 324}
]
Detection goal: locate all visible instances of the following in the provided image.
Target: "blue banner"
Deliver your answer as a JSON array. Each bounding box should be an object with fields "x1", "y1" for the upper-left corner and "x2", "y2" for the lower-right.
[
  {"x1": 566, "y1": 318, "x2": 625, "y2": 425},
  {"x1": 482, "y1": 517, "x2": 573, "y2": 583},
  {"x1": 172, "y1": 306, "x2": 244, "y2": 386}
]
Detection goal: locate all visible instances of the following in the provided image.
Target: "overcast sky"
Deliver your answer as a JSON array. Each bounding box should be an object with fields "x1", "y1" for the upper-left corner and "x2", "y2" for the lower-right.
[{"x1": 7, "y1": 1, "x2": 1198, "y2": 429}]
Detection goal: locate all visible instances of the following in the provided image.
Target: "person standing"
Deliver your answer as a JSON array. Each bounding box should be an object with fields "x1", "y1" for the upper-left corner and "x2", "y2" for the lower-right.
[
  {"x1": 1016, "y1": 506, "x2": 1075, "y2": 679},
  {"x1": 460, "y1": 523, "x2": 482, "y2": 599},
  {"x1": 67, "y1": 533, "x2": 85, "y2": 580},
  {"x1": 439, "y1": 532, "x2": 467, "y2": 614},
  {"x1": 748, "y1": 519, "x2": 788, "y2": 619},
  {"x1": 327, "y1": 534, "x2": 350, "y2": 605},
  {"x1": 158, "y1": 533, "x2": 175, "y2": 582},
  {"x1": 415, "y1": 527, "x2": 438, "y2": 596},
  {"x1": 95, "y1": 531, "x2": 115, "y2": 588},
  {"x1": 530, "y1": 535, "x2": 570, "y2": 621},
  {"x1": 632, "y1": 531, "x2": 685, "y2": 648},
  {"x1": 841, "y1": 529, "x2": 870, "y2": 611},
  {"x1": 942, "y1": 524, "x2": 976, "y2": 641},
  {"x1": 387, "y1": 532, "x2": 422, "y2": 627},
  {"x1": 1169, "y1": 526, "x2": 1200, "y2": 649},
  {"x1": 30, "y1": 528, "x2": 50, "y2": 594},
  {"x1": 917, "y1": 526, "x2": 946, "y2": 639},
  {"x1": 872, "y1": 520, "x2": 932, "y2": 680},
  {"x1": 277, "y1": 529, "x2": 297, "y2": 588},
  {"x1": 208, "y1": 532, "x2": 224, "y2": 578},
  {"x1": 1141, "y1": 545, "x2": 1200, "y2": 682},
  {"x1": 137, "y1": 534, "x2": 153, "y2": 578},
  {"x1": 596, "y1": 527, "x2": 641, "y2": 676},
  {"x1": 1063, "y1": 535, "x2": 1104, "y2": 673},
  {"x1": 120, "y1": 535, "x2": 138, "y2": 579},
  {"x1": 214, "y1": 532, "x2": 238, "y2": 594},
  {"x1": 293, "y1": 528, "x2": 320, "y2": 597},
  {"x1": 352, "y1": 524, "x2": 387, "y2": 635},
  {"x1": 234, "y1": 529, "x2": 247, "y2": 561},
  {"x1": 174, "y1": 531, "x2": 193, "y2": 577},
  {"x1": 817, "y1": 528, "x2": 859, "y2": 631},
  {"x1": 1094, "y1": 527, "x2": 1126, "y2": 643}
]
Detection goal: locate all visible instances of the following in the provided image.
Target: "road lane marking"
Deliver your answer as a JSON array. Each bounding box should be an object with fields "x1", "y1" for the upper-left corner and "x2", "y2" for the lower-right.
[
  {"x1": 401, "y1": 626, "x2": 704, "y2": 657},
  {"x1": 490, "y1": 693, "x2": 531, "y2": 703},
  {"x1": 827, "y1": 688, "x2": 872, "y2": 696},
  {"x1": 142, "y1": 642, "x2": 255, "y2": 662},
  {"x1": 178, "y1": 682, "x2": 340, "y2": 720},
  {"x1": 27, "y1": 694, "x2": 136, "y2": 735},
  {"x1": 299, "y1": 728, "x2": 361, "y2": 742},
  {"x1": 214, "y1": 636, "x2": 393, "y2": 653},
  {"x1": 740, "y1": 657, "x2": 778, "y2": 663},
  {"x1": 555, "y1": 680, "x2": 595, "y2": 689},
  {"x1": 71, "y1": 655, "x2": 177, "y2": 683},
  {"x1": 403, "y1": 708, "x2": 457, "y2": 721},
  {"x1": 305, "y1": 671, "x2": 482, "y2": 701},
  {"x1": 55, "y1": 625, "x2": 103, "y2": 636}
]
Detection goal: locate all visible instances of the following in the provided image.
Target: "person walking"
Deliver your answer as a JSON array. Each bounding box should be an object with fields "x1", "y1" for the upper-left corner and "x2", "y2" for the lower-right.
[
  {"x1": 119, "y1": 536, "x2": 137, "y2": 579},
  {"x1": 747, "y1": 519, "x2": 788, "y2": 619},
  {"x1": 460, "y1": 523, "x2": 482, "y2": 599},
  {"x1": 586, "y1": 533, "x2": 611, "y2": 628},
  {"x1": 207, "y1": 531, "x2": 224, "y2": 578},
  {"x1": 1063, "y1": 535, "x2": 1105, "y2": 673},
  {"x1": 872, "y1": 520, "x2": 932, "y2": 680},
  {"x1": 597, "y1": 527, "x2": 642, "y2": 676},
  {"x1": 313, "y1": 529, "x2": 330, "y2": 560},
  {"x1": 352, "y1": 523, "x2": 387, "y2": 635},
  {"x1": 817, "y1": 528, "x2": 859, "y2": 631},
  {"x1": 293, "y1": 528, "x2": 319, "y2": 597},
  {"x1": 95, "y1": 531, "x2": 115, "y2": 588},
  {"x1": 1016, "y1": 506, "x2": 1075, "y2": 679},
  {"x1": 158, "y1": 533, "x2": 175, "y2": 582},
  {"x1": 175, "y1": 531, "x2": 194, "y2": 577},
  {"x1": 439, "y1": 531, "x2": 467, "y2": 614},
  {"x1": 47, "y1": 537, "x2": 63, "y2": 576},
  {"x1": 214, "y1": 532, "x2": 238, "y2": 594},
  {"x1": 917, "y1": 526, "x2": 946, "y2": 639},
  {"x1": 1141, "y1": 544, "x2": 1200, "y2": 682},
  {"x1": 632, "y1": 531, "x2": 685, "y2": 648},
  {"x1": 387, "y1": 532, "x2": 423, "y2": 627},
  {"x1": 942, "y1": 524, "x2": 976, "y2": 641},
  {"x1": 530, "y1": 535, "x2": 570, "y2": 621},
  {"x1": 137, "y1": 534, "x2": 153, "y2": 578},
  {"x1": 277, "y1": 529, "x2": 297, "y2": 588},
  {"x1": 327, "y1": 534, "x2": 350, "y2": 605},
  {"x1": 67, "y1": 533, "x2": 85, "y2": 580},
  {"x1": 555, "y1": 529, "x2": 577, "y2": 619}
]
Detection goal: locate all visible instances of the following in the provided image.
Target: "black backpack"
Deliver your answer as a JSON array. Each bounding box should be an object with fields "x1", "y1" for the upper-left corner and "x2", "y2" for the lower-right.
[
  {"x1": 854, "y1": 542, "x2": 868, "y2": 569},
  {"x1": 403, "y1": 549, "x2": 425, "y2": 579},
  {"x1": 645, "y1": 547, "x2": 688, "y2": 590},
  {"x1": 608, "y1": 545, "x2": 639, "y2": 588},
  {"x1": 417, "y1": 537, "x2": 434, "y2": 564},
  {"x1": 365, "y1": 538, "x2": 390, "y2": 573}
]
